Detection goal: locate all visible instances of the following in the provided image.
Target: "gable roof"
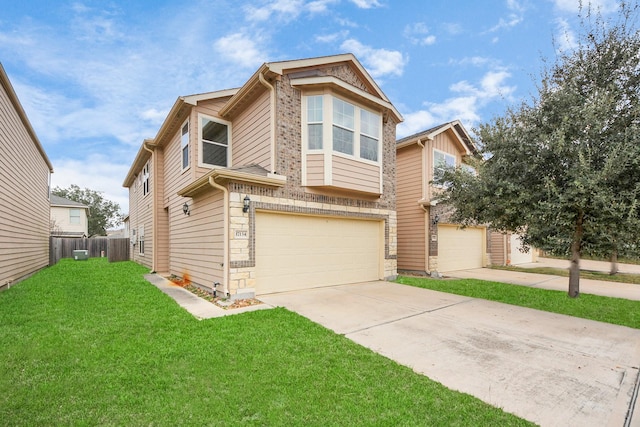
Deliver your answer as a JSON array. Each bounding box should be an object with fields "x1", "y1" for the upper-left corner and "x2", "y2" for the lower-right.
[
  {"x1": 0, "y1": 63, "x2": 54, "y2": 173},
  {"x1": 50, "y1": 194, "x2": 89, "y2": 209},
  {"x1": 123, "y1": 54, "x2": 402, "y2": 188},
  {"x1": 396, "y1": 120, "x2": 478, "y2": 155},
  {"x1": 219, "y1": 53, "x2": 402, "y2": 122}
]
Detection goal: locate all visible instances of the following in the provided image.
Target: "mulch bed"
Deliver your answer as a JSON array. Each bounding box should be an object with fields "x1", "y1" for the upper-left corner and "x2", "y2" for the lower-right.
[{"x1": 167, "y1": 275, "x2": 262, "y2": 310}]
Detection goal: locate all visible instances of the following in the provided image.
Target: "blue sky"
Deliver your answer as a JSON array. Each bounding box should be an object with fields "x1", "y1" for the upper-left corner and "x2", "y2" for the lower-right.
[{"x1": 0, "y1": 0, "x2": 624, "y2": 215}]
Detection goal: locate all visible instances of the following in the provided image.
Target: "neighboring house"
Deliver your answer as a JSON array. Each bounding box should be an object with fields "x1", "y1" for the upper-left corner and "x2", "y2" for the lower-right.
[
  {"x1": 0, "y1": 63, "x2": 54, "y2": 290},
  {"x1": 123, "y1": 54, "x2": 402, "y2": 297},
  {"x1": 396, "y1": 121, "x2": 487, "y2": 274},
  {"x1": 489, "y1": 230, "x2": 537, "y2": 266},
  {"x1": 50, "y1": 195, "x2": 89, "y2": 238}
]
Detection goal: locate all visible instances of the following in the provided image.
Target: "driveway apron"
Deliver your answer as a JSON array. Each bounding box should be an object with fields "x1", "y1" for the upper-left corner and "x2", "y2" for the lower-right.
[{"x1": 260, "y1": 281, "x2": 640, "y2": 427}]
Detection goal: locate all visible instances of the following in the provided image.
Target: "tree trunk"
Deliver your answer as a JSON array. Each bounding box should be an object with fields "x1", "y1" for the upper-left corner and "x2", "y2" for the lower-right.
[
  {"x1": 568, "y1": 215, "x2": 583, "y2": 298},
  {"x1": 610, "y1": 250, "x2": 618, "y2": 275}
]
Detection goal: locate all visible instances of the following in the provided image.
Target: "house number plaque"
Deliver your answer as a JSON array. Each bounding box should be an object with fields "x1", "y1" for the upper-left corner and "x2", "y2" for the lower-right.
[{"x1": 234, "y1": 230, "x2": 248, "y2": 239}]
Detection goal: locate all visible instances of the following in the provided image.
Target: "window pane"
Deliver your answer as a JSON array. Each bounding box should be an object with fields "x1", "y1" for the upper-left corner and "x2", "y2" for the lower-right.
[
  {"x1": 203, "y1": 141, "x2": 227, "y2": 166},
  {"x1": 333, "y1": 125, "x2": 353, "y2": 155},
  {"x1": 182, "y1": 145, "x2": 189, "y2": 169},
  {"x1": 360, "y1": 135, "x2": 378, "y2": 161},
  {"x1": 181, "y1": 122, "x2": 189, "y2": 147},
  {"x1": 307, "y1": 95, "x2": 323, "y2": 122},
  {"x1": 202, "y1": 118, "x2": 228, "y2": 145},
  {"x1": 308, "y1": 123, "x2": 323, "y2": 149},
  {"x1": 70, "y1": 209, "x2": 80, "y2": 224},
  {"x1": 333, "y1": 98, "x2": 354, "y2": 129},
  {"x1": 360, "y1": 109, "x2": 379, "y2": 137}
]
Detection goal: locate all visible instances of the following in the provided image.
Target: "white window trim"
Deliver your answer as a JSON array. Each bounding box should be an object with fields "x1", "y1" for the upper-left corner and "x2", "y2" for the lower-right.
[
  {"x1": 181, "y1": 119, "x2": 190, "y2": 172},
  {"x1": 138, "y1": 225, "x2": 145, "y2": 255},
  {"x1": 433, "y1": 149, "x2": 457, "y2": 188},
  {"x1": 197, "y1": 113, "x2": 232, "y2": 169},
  {"x1": 142, "y1": 162, "x2": 150, "y2": 196},
  {"x1": 302, "y1": 93, "x2": 382, "y2": 166},
  {"x1": 69, "y1": 208, "x2": 81, "y2": 224}
]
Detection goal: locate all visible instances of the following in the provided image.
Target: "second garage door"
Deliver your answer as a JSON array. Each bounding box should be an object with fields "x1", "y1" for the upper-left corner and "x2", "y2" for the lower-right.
[
  {"x1": 255, "y1": 212, "x2": 382, "y2": 294},
  {"x1": 437, "y1": 225, "x2": 485, "y2": 272}
]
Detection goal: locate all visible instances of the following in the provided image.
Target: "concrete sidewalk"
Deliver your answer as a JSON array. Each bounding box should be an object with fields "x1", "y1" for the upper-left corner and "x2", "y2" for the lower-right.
[
  {"x1": 143, "y1": 273, "x2": 270, "y2": 319},
  {"x1": 532, "y1": 257, "x2": 640, "y2": 275},
  {"x1": 446, "y1": 265, "x2": 640, "y2": 301}
]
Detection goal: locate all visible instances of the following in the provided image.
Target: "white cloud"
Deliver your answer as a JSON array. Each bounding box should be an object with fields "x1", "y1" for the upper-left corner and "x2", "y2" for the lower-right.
[
  {"x1": 554, "y1": 17, "x2": 577, "y2": 51},
  {"x1": 350, "y1": 0, "x2": 383, "y2": 8},
  {"x1": 245, "y1": 0, "x2": 311, "y2": 22},
  {"x1": 397, "y1": 69, "x2": 515, "y2": 138},
  {"x1": 315, "y1": 30, "x2": 349, "y2": 43},
  {"x1": 340, "y1": 39, "x2": 407, "y2": 78},
  {"x1": 213, "y1": 33, "x2": 265, "y2": 69},
  {"x1": 404, "y1": 23, "x2": 437, "y2": 46},
  {"x1": 486, "y1": 0, "x2": 525, "y2": 33},
  {"x1": 50, "y1": 155, "x2": 132, "y2": 215}
]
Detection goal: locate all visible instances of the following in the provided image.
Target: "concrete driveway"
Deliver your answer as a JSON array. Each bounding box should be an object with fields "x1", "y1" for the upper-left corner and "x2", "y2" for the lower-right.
[{"x1": 260, "y1": 281, "x2": 640, "y2": 427}]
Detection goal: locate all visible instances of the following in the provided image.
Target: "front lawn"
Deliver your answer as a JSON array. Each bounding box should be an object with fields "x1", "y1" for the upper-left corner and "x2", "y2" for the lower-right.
[
  {"x1": 0, "y1": 259, "x2": 532, "y2": 426},
  {"x1": 397, "y1": 276, "x2": 640, "y2": 329},
  {"x1": 491, "y1": 265, "x2": 640, "y2": 285}
]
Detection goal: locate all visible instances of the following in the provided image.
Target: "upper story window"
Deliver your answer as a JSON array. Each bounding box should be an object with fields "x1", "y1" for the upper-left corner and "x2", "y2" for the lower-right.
[
  {"x1": 181, "y1": 120, "x2": 189, "y2": 170},
  {"x1": 142, "y1": 162, "x2": 150, "y2": 196},
  {"x1": 307, "y1": 95, "x2": 323, "y2": 149},
  {"x1": 199, "y1": 114, "x2": 231, "y2": 168},
  {"x1": 69, "y1": 209, "x2": 81, "y2": 224},
  {"x1": 304, "y1": 94, "x2": 381, "y2": 163},
  {"x1": 433, "y1": 149, "x2": 456, "y2": 185}
]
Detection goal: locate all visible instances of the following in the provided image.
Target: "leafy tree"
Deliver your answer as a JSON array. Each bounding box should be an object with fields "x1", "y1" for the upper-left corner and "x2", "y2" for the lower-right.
[
  {"x1": 52, "y1": 185, "x2": 123, "y2": 236},
  {"x1": 438, "y1": 2, "x2": 640, "y2": 297}
]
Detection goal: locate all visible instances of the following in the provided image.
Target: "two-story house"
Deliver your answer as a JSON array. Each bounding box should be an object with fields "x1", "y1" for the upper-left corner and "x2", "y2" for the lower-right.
[
  {"x1": 396, "y1": 121, "x2": 487, "y2": 274},
  {"x1": 0, "y1": 63, "x2": 54, "y2": 290},
  {"x1": 50, "y1": 195, "x2": 89, "y2": 238},
  {"x1": 124, "y1": 54, "x2": 402, "y2": 297}
]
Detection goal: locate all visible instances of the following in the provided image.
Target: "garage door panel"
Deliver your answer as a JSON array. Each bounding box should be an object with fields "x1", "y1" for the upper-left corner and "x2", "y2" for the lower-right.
[
  {"x1": 255, "y1": 212, "x2": 382, "y2": 294},
  {"x1": 510, "y1": 233, "x2": 534, "y2": 265},
  {"x1": 438, "y1": 225, "x2": 485, "y2": 272}
]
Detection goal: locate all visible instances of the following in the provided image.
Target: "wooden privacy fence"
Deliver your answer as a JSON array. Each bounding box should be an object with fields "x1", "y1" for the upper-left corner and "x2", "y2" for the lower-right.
[{"x1": 49, "y1": 237, "x2": 130, "y2": 265}]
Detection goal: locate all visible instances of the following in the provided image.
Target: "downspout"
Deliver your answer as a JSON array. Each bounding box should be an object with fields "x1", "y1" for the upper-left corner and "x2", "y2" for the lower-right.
[
  {"x1": 258, "y1": 72, "x2": 276, "y2": 173},
  {"x1": 208, "y1": 176, "x2": 230, "y2": 298},
  {"x1": 142, "y1": 141, "x2": 156, "y2": 273}
]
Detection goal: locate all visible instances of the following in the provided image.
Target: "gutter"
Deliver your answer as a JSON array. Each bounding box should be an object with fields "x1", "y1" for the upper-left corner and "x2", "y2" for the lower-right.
[
  {"x1": 208, "y1": 176, "x2": 230, "y2": 298},
  {"x1": 142, "y1": 141, "x2": 156, "y2": 273},
  {"x1": 258, "y1": 72, "x2": 277, "y2": 173}
]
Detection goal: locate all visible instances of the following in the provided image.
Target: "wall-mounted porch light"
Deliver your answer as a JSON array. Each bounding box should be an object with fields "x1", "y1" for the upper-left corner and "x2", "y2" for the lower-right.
[
  {"x1": 432, "y1": 214, "x2": 440, "y2": 226},
  {"x1": 183, "y1": 202, "x2": 190, "y2": 216},
  {"x1": 243, "y1": 195, "x2": 251, "y2": 213}
]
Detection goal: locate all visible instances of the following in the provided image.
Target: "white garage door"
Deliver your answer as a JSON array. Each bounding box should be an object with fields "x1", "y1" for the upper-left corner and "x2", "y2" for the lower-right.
[
  {"x1": 255, "y1": 212, "x2": 382, "y2": 294},
  {"x1": 510, "y1": 233, "x2": 534, "y2": 265},
  {"x1": 437, "y1": 225, "x2": 485, "y2": 272}
]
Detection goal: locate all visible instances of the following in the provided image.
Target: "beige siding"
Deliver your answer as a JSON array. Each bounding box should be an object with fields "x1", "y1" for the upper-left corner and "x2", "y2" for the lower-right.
[
  {"x1": 232, "y1": 90, "x2": 271, "y2": 170},
  {"x1": 331, "y1": 155, "x2": 380, "y2": 194},
  {"x1": 50, "y1": 206, "x2": 89, "y2": 236},
  {"x1": 396, "y1": 144, "x2": 426, "y2": 271},
  {"x1": 129, "y1": 160, "x2": 153, "y2": 269},
  {"x1": 306, "y1": 153, "x2": 324, "y2": 186},
  {"x1": 490, "y1": 230, "x2": 507, "y2": 266},
  {"x1": 0, "y1": 76, "x2": 51, "y2": 286},
  {"x1": 170, "y1": 190, "x2": 224, "y2": 289},
  {"x1": 154, "y1": 149, "x2": 169, "y2": 272}
]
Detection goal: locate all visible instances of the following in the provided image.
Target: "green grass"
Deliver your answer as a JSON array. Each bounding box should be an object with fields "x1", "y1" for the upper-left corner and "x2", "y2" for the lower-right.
[
  {"x1": 397, "y1": 276, "x2": 640, "y2": 329},
  {"x1": 491, "y1": 265, "x2": 640, "y2": 285},
  {"x1": 0, "y1": 259, "x2": 532, "y2": 426}
]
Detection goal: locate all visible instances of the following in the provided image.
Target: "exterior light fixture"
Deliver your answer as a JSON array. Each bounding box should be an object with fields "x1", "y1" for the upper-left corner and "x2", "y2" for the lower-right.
[
  {"x1": 243, "y1": 195, "x2": 251, "y2": 213},
  {"x1": 432, "y1": 214, "x2": 440, "y2": 226},
  {"x1": 183, "y1": 202, "x2": 190, "y2": 216}
]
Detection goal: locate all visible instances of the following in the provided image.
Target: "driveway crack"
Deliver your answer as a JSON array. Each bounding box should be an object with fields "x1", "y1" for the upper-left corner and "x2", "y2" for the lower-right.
[{"x1": 345, "y1": 298, "x2": 475, "y2": 335}]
